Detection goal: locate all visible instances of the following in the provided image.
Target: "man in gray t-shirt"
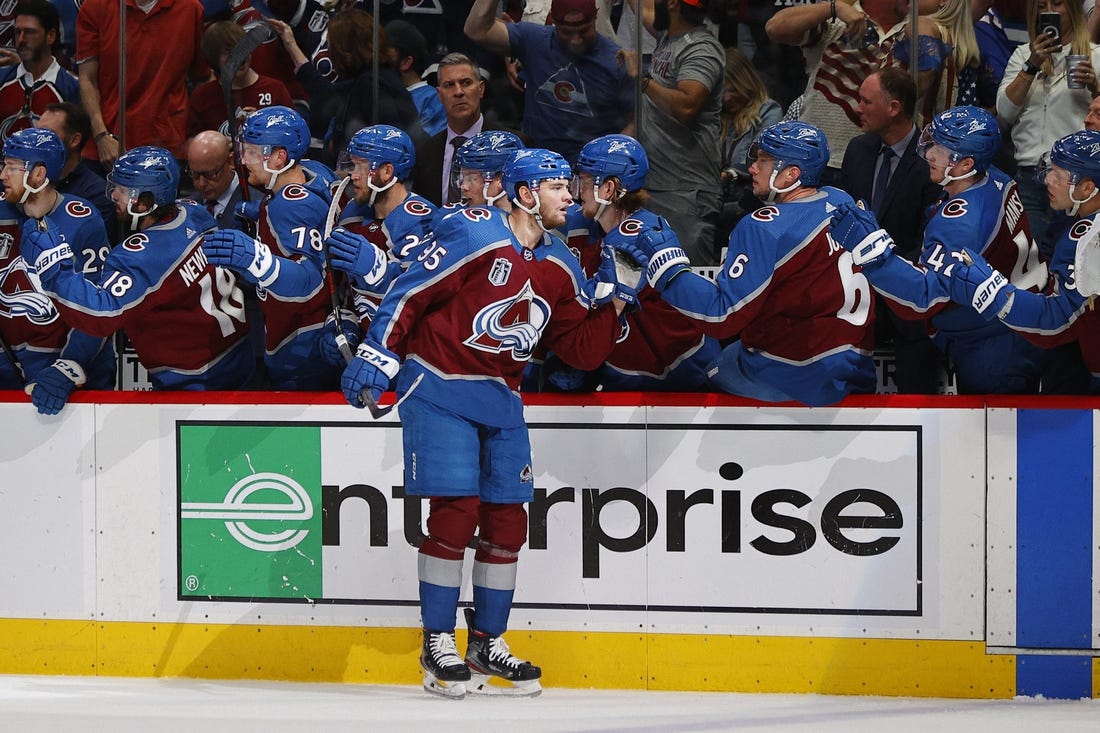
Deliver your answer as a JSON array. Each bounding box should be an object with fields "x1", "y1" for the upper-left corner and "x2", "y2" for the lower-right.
[{"x1": 624, "y1": 0, "x2": 723, "y2": 264}]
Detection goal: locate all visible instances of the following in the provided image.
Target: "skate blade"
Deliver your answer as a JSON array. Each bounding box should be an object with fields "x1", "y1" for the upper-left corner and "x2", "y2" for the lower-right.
[
  {"x1": 466, "y1": 673, "x2": 542, "y2": 698},
  {"x1": 422, "y1": 674, "x2": 467, "y2": 700}
]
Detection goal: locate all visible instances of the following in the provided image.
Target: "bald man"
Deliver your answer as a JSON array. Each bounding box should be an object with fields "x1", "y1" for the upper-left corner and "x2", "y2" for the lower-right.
[{"x1": 186, "y1": 130, "x2": 262, "y2": 232}]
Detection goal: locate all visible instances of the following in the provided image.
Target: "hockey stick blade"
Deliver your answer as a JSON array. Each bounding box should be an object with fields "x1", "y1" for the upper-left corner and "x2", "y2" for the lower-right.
[
  {"x1": 324, "y1": 176, "x2": 355, "y2": 363},
  {"x1": 362, "y1": 373, "x2": 423, "y2": 419},
  {"x1": 221, "y1": 22, "x2": 273, "y2": 134}
]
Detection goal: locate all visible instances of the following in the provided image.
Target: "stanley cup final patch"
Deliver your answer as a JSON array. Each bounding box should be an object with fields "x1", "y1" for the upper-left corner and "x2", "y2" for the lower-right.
[{"x1": 489, "y1": 257, "x2": 512, "y2": 286}]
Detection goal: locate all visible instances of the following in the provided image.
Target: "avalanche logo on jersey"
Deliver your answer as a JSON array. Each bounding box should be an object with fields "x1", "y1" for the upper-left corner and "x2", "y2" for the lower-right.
[
  {"x1": 0, "y1": 258, "x2": 58, "y2": 325},
  {"x1": 464, "y1": 280, "x2": 550, "y2": 360},
  {"x1": 537, "y1": 64, "x2": 594, "y2": 117},
  {"x1": 941, "y1": 199, "x2": 968, "y2": 219},
  {"x1": 752, "y1": 206, "x2": 780, "y2": 222}
]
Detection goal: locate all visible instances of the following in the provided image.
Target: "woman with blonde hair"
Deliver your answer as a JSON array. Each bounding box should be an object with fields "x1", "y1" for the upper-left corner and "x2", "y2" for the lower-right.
[
  {"x1": 997, "y1": 0, "x2": 1100, "y2": 256},
  {"x1": 718, "y1": 47, "x2": 781, "y2": 243},
  {"x1": 895, "y1": 0, "x2": 981, "y2": 122}
]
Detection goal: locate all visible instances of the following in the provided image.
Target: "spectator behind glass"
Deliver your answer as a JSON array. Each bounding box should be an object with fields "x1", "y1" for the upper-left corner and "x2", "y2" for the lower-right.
[
  {"x1": 464, "y1": 0, "x2": 634, "y2": 164},
  {"x1": 897, "y1": 0, "x2": 981, "y2": 119},
  {"x1": 717, "y1": 46, "x2": 782, "y2": 247},
  {"x1": 972, "y1": 0, "x2": 1020, "y2": 108},
  {"x1": 76, "y1": 0, "x2": 211, "y2": 170},
  {"x1": 0, "y1": 0, "x2": 80, "y2": 144},
  {"x1": 997, "y1": 0, "x2": 1100, "y2": 260},
  {"x1": 620, "y1": 0, "x2": 725, "y2": 265},
  {"x1": 1086, "y1": 94, "x2": 1100, "y2": 130},
  {"x1": 35, "y1": 101, "x2": 118, "y2": 241},
  {"x1": 269, "y1": 9, "x2": 425, "y2": 167},
  {"x1": 385, "y1": 20, "x2": 447, "y2": 137},
  {"x1": 187, "y1": 20, "x2": 294, "y2": 139}
]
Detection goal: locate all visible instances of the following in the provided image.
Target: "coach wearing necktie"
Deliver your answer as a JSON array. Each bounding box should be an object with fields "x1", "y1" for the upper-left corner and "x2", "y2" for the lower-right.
[
  {"x1": 841, "y1": 67, "x2": 942, "y2": 394},
  {"x1": 186, "y1": 131, "x2": 262, "y2": 232},
  {"x1": 411, "y1": 52, "x2": 524, "y2": 207}
]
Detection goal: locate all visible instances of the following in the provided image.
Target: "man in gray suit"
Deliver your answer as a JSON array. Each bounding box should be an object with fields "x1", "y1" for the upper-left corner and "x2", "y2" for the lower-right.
[{"x1": 841, "y1": 67, "x2": 943, "y2": 394}]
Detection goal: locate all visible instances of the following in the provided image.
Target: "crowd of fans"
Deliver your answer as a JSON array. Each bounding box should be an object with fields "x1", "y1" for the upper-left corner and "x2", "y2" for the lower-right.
[{"x1": 2, "y1": 0, "x2": 1100, "y2": 412}]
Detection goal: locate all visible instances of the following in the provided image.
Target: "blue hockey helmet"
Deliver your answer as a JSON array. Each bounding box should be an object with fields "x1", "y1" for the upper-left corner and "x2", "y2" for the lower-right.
[
  {"x1": 107, "y1": 146, "x2": 180, "y2": 208},
  {"x1": 575, "y1": 134, "x2": 649, "y2": 191},
  {"x1": 3, "y1": 127, "x2": 66, "y2": 182},
  {"x1": 918, "y1": 105, "x2": 1001, "y2": 175},
  {"x1": 753, "y1": 121, "x2": 829, "y2": 187},
  {"x1": 455, "y1": 130, "x2": 525, "y2": 176},
  {"x1": 502, "y1": 148, "x2": 572, "y2": 197},
  {"x1": 344, "y1": 125, "x2": 416, "y2": 180},
  {"x1": 1046, "y1": 130, "x2": 1100, "y2": 184},
  {"x1": 238, "y1": 105, "x2": 310, "y2": 163}
]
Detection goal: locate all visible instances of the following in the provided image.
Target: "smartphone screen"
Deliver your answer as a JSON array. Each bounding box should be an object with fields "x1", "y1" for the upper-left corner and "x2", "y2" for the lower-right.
[{"x1": 1038, "y1": 12, "x2": 1062, "y2": 43}]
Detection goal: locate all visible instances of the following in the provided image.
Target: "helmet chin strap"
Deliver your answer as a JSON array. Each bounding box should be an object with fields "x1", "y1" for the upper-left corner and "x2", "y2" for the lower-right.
[
  {"x1": 1067, "y1": 182, "x2": 1098, "y2": 216},
  {"x1": 368, "y1": 168, "x2": 398, "y2": 206},
  {"x1": 262, "y1": 154, "x2": 294, "y2": 191},
  {"x1": 936, "y1": 163, "x2": 978, "y2": 188},
  {"x1": 512, "y1": 186, "x2": 550, "y2": 232},
  {"x1": 126, "y1": 197, "x2": 152, "y2": 231},
  {"x1": 18, "y1": 169, "x2": 49, "y2": 205},
  {"x1": 485, "y1": 182, "x2": 507, "y2": 207},
  {"x1": 765, "y1": 166, "x2": 801, "y2": 203}
]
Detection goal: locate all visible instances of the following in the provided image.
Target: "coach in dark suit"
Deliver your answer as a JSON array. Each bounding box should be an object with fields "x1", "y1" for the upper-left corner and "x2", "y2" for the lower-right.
[
  {"x1": 186, "y1": 131, "x2": 264, "y2": 231},
  {"x1": 841, "y1": 67, "x2": 943, "y2": 394},
  {"x1": 410, "y1": 52, "x2": 523, "y2": 206}
]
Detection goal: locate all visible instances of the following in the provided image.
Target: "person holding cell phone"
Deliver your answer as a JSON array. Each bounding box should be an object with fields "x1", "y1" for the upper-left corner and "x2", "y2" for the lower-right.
[{"x1": 997, "y1": 0, "x2": 1100, "y2": 261}]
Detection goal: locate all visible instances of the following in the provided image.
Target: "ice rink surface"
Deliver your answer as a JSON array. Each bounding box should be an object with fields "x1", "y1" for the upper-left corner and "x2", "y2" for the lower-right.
[{"x1": 1, "y1": 675, "x2": 1098, "y2": 733}]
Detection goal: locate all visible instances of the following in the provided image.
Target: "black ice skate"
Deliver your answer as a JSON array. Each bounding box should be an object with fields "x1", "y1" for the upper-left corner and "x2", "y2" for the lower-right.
[
  {"x1": 463, "y1": 607, "x2": 542, "y2": 697},
  {"x1": 420, "y1": 630, "x2": 471, "y2": 699}
]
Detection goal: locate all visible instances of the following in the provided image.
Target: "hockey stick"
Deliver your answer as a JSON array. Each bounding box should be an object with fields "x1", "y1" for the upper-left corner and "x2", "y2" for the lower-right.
[
  {"x1": 324, "y1": 175, "x2": 354, "y2": 362},
  {"x1": 0, "y1": 329, "x2": 25, "y2": 386},
  {"x1": 221, "y1": 22, "x2": 272, "y2": 212},
  {"x1": 363, "y1": 372, "x2": 422, "y2": 419}
]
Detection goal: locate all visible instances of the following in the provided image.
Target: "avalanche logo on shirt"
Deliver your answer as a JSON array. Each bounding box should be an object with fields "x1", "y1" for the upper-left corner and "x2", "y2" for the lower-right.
[
  {"x1": 464, "y1": 280, "x2": 551, "y2": 360},
  {"x1": 537, "y1": 64, "x2": 594, "y2": 117}
]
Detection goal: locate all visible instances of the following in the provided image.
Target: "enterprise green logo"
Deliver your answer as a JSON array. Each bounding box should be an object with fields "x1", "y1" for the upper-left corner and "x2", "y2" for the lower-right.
[{"x1": 178, "y1": 424, "x2": 322, "y2": 600}]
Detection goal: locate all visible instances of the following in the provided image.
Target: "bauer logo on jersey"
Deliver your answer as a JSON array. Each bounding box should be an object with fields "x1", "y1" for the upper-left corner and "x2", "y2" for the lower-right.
[
  {"x1": 941, "y1": 199, "x2": 968, "y2": 219},
  {"x1": 464, "y1": 280, "x2": 551, "y2": 360},
  {"x1": 488, "y1": 257, "x2": 512, "y2": 286}
]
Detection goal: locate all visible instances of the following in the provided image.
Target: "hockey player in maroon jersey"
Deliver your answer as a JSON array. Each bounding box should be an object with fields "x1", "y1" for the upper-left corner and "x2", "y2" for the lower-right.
[
  {"x1": 324, "y1": 124, "x2": 436, "y2": 329},
  {"x1": 559, "y1": 133, "x2": 719, "y2": 391},
  {"x1": 831, "y1": 106, "x2": 1047, "y2": 393},
  {"x1": 608, "y1": 121, "x2": 877, "y2": 406},
  {"x1": 339, "y1": 148, "x2": 643, "y2": 698},
  {"x1": 202, "y1": 106, "x2": 339, "y2": 390},
  {"x1": 0, "y1": 127, "x2": 115, "y2": 413},
  {"x1": 18, "y1": 146, "x2": 254, "y2": 391}
]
